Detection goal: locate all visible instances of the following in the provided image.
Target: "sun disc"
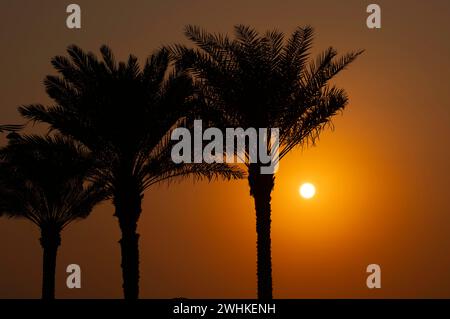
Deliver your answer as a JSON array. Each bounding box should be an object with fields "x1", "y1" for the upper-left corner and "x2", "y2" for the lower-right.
[{"x1": 299, "y1": 183, "x2": 316, "y2": 199}]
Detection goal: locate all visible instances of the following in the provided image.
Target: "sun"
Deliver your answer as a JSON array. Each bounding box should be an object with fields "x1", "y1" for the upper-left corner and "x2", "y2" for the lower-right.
[{"x1": 299, "y1": 183, "x2": 316, "y2": 199}]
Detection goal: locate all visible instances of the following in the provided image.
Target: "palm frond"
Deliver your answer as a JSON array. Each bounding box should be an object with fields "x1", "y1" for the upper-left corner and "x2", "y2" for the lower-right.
[
  {"x1": 234, "y1": 25, "x2": 261, "y2": 48},
  {"x1": 0, "y1": 124, "x2": 25, "y2": 133},
  {"x1": 143, "y1": 161, "x2": 244, "y2": 188},
  {"x1": 100, "y1": 45, "x2": 117, "y2": 72},
  {"x1": 279, "y1": 86, "x2": 348, "y2": 158}
]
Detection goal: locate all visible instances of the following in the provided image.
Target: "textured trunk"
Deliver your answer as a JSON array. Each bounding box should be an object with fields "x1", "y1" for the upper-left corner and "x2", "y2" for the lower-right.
[
  {"x1": 114, "y1": 180, "x2": 142, "y2": 300},
  {"x1": 40, "y1": 226, "x2": 61, "y2": 300},
  {"x1": 248, "y1": 163, "x2": 275, "y2": 300}
]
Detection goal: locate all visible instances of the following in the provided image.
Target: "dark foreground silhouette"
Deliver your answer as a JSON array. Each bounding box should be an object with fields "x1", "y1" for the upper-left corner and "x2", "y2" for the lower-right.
[
  {"x1": 1, "y1": 24, "x2": 362, "y2": 299},
  {"x1": 0, "y1": 134, "x2": 107, "y2": 299},
  {"x1": 172, "y1": 24, "x2": 363, "y2": 299}
]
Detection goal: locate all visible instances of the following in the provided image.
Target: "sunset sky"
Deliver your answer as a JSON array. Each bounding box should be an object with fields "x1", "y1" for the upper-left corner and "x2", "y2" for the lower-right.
[{"x1": 1, "y1": 0, "x2": 450, "y2": 298}]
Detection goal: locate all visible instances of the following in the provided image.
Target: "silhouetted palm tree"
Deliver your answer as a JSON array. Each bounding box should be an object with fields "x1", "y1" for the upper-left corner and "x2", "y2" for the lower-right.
[
  {"x1": 172, "y1": 25, "x2": 363, "y2": 299},
  {"x1": 0, "y1": 134, "x2": 107, "y2": 299},
  {"x1": 19, "y1": 45, "x2": 243, "y2": 299}
]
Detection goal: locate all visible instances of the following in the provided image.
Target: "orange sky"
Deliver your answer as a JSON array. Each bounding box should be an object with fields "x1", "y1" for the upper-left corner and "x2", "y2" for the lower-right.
[{"x1": 1, "y1": 0, "x2": 450, "y2": 298}]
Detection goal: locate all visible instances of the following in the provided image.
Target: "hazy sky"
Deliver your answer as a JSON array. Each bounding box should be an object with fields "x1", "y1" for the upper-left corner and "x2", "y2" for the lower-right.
[{"x1": 1, "y1": 0, "x2": 450, "y2": 298}]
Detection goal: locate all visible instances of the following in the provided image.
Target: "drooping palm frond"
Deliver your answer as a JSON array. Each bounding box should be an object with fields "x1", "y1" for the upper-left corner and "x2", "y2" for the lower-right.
[
  {"x1": 143, "y1": 161, "x2": 244, "y2": 188},
  {"x1": 136, "y1": 122, "x2": 245, "y2": 189},
  {"x1": 279, "y1": 86, "x2": 349, "y2": 158}
]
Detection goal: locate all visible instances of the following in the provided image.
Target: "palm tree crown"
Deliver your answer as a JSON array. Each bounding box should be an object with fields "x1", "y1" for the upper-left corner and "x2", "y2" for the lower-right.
[
  {"x1": 19, "y1": 45, "x2": 243, "y2": 299},
  {"x1": 0, "y1": 134, "x2": 105, "y2": 228},
  {"x1": 173, "y1": 25, "x2": 363, "y2": 158}
]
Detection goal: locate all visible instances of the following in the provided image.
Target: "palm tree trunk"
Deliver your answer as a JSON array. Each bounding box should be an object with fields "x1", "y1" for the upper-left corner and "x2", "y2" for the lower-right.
[
  {"x1": 40, "y1": 226, "x2": 61, "y2": 300},
  {"x1": 114, "y1": 186, "x2": 142, "y2": 300},
  {"x1": 248, "y1": 164, "x2": 275, "y2": 300}
]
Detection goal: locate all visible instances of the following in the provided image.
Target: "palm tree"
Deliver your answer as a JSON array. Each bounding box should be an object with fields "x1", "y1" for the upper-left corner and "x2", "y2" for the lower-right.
[
  {"x1": 0, "y1": 124, "x2": 24, "y2": 133},
  {"x1": 19, "y1": 45, "x2": 243, "y2": 299},
  {"x1": 172, "y1": 25, "x2": 363, "y2": 299},
  {"x1": 0, "y1": 134, "x2": 107, "y2": 299}
]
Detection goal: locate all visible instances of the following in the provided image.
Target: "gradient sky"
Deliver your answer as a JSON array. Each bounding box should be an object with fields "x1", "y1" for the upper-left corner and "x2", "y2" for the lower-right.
[{"x1": 1, "y1": 0, "x2": 450, "y2": 298}]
